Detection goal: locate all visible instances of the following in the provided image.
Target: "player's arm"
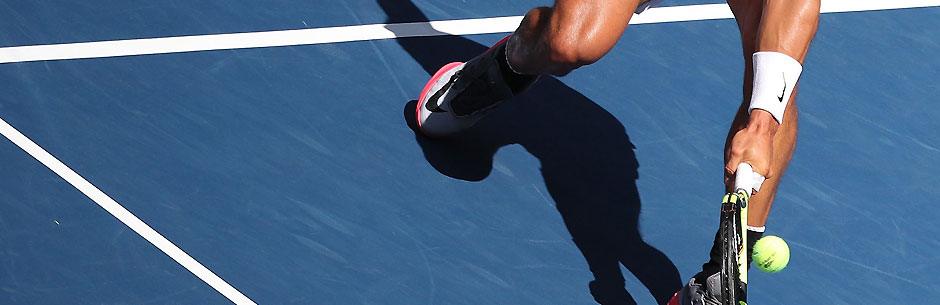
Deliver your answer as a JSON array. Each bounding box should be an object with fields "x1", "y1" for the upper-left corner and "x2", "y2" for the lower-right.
[
  {"x1": 725, "y1": 0, "x2": 820, "y2": 180},
  {"x1": 756, "y1": 0, "x2": 820, "y2": 63}
]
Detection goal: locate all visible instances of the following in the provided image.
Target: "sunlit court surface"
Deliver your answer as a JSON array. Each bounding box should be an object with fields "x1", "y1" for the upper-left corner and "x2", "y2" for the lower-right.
[{"x1": 1, "y1": 0, "x2": 938, "y2": 304}]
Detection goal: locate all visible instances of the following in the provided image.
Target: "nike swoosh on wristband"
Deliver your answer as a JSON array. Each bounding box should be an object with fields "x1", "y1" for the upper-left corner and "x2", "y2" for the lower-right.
[
  {"x1": 777, "y1": 72, "x2": 786, "y2": 103},
  {"x1": 426, "y1": 73, "x2": 461, "y2": 113}
]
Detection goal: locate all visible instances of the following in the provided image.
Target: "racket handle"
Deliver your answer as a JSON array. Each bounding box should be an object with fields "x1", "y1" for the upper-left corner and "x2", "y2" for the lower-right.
[{"x1": 734, "y1": 163, "x2": 766, "y2": 195}]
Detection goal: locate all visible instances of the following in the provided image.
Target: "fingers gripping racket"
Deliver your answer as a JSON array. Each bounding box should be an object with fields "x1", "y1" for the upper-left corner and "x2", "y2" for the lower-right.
[{"x1": 720, "y1": 163, "x2": 765, "y2": 305}]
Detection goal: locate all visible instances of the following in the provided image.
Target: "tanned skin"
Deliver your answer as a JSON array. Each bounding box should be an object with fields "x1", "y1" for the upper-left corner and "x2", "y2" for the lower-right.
[{"x1": 504, "y1": 0, "x2": 820, "y2": 227}]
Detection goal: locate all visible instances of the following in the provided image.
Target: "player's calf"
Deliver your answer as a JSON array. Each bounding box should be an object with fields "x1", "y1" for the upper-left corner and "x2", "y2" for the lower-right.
[{"x1": 511, "y1": 4, "x2": 634, "y2": 76}]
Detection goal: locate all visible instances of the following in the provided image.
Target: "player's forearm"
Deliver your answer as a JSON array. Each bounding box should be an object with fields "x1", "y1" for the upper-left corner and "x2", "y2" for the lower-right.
[
  {"x1": 747, "y1": 0, "x2": 819, "y2": 130},
  {"x1": 757, "y1": 0, "x2": 820, "y2": 63}
]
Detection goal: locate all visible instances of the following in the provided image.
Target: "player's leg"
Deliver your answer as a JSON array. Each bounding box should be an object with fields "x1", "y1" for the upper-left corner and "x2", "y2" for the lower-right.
[
  {"x1": 674, "y1": 1, "x2": 819, "y2": 304},
  {"x1": 508, "y1": 0, "x2": 640, "y2": 76},
  {"x1": 416, "y1": 0, "x2": 643, "y2": 137}
]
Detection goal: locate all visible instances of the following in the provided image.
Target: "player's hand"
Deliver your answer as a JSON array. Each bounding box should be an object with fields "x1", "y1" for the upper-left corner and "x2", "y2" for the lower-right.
[{"x1": 725, "y1": 110, "x2": 778, "y2": 192}]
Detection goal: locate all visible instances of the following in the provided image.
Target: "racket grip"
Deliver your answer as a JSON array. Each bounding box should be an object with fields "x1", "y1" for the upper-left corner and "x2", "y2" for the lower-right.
[{"x1": 734, "y1": 163, "x2": 766, "y2": 195}]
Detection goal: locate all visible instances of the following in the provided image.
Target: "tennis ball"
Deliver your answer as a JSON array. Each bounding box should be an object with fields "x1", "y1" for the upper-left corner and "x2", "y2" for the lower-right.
[{"x1": 752, "y1": 235, "x2": 790, "y2": 273}]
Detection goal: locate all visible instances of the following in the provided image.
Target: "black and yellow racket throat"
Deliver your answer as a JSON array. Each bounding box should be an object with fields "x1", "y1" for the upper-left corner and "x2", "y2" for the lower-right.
[{"x1": 719, "y1": 191, "x2": 749, "y2": 305}]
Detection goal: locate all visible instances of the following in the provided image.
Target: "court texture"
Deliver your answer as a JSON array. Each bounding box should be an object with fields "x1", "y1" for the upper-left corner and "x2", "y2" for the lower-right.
[{"x1": 1, "y1": 0, "x2": 938, "y2": 304}]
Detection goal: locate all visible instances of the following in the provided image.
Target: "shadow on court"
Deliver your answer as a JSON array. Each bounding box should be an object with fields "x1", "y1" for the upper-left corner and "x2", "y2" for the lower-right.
[{"x1": 381, "y1": 1, "x2": 682, "y2": 304}]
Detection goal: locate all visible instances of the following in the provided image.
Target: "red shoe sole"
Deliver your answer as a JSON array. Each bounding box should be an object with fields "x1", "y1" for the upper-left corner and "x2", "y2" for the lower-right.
[{"x1": 667, "y1": 291, "x2": 681, "y2": 305}]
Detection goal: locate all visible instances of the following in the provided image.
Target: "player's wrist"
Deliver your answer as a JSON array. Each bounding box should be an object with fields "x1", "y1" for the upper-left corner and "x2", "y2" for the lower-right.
[{"x1": 747, "y1": 110, "x2": 779, "y2": 135}]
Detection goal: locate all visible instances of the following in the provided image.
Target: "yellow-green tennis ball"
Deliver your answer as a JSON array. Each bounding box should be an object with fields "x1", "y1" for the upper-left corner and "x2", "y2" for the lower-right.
[{"x1": 752, "y1": 235, "x2": 790, "y2": 273}]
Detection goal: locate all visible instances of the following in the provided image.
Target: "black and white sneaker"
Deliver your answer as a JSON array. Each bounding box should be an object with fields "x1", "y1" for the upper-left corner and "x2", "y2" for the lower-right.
[
  {"x1": 635, "y1": 0, "x2": 662, "y2": 14},
  {"x1": 670, "y1": 272, "x2": 745, "y2": 305},
  {"x1": 415, "y1": 36, "x2": 535, "y2": 137}
]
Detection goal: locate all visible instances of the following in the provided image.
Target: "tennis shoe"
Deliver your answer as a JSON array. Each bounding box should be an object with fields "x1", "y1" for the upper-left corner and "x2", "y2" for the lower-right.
[{"x1": 415, "y1": 36, "x2": 534, "y2": 137}]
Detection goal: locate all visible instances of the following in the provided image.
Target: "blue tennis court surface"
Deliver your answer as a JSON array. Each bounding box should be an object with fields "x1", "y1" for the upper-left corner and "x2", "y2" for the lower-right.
[{"x1": 1, "y1": 1, "x2": 938, "y2": 304}]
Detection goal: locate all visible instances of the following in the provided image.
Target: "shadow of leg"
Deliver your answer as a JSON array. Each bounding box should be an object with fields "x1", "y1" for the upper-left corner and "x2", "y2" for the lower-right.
[
  {"x1": 387, "y1": 1, "x2": 682, "y2": 303},
  {"x1": 622, "y1": 241, "x2": 683, "y2": 305}
]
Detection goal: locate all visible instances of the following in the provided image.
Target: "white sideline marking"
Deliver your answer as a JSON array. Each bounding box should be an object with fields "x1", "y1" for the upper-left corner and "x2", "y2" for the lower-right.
[
  {"x1": 0, "y1": 0, "x2": 938, "y2": 64},
  {"x1": 0, "y1": 117, "x2": 257, "y2": 305}
]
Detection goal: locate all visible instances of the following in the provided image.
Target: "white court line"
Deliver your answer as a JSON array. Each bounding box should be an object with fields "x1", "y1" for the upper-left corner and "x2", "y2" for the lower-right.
[
  {"x1": 0, "y1": 117, "x2": 257, "y2": 305},
  {"x1": 0, "y1": 0, "x2": 938, "y2": 64}
]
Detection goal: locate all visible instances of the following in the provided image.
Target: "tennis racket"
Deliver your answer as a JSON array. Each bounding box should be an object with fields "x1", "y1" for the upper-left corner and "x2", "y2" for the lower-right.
[{"x1": 719, "y1": 163, "x2": 765, "y2": 305}]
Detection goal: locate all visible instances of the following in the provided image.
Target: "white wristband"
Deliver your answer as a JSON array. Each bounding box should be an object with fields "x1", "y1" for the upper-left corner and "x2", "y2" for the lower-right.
[{"x1": 749, "y1": 52, "x2": 803, "y2": 124}]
